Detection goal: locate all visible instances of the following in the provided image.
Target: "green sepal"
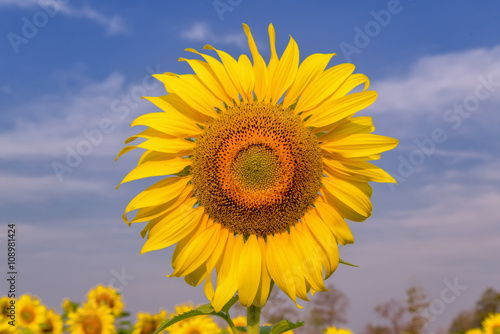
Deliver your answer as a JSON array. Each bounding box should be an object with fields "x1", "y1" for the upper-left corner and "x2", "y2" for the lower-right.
[
  {"x1": 154, "y1": 296, "x2": 240, "y2": 334},
  {"x1": 339, "y1": 258, "x2": 359, "y2": 267},
  {"x1": 270, "y1": 320, "x2": 304, "y2": 333},
  {"x1": 175, "y1": 165, "x2": 191, "y2": 177},
  {"x1": 118, "y1": 311, "x2": 130, "y2": 318}
]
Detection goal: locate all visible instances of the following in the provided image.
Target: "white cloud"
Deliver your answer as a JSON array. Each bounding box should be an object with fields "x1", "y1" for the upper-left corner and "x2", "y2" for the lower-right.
[
  {"x1": 372, "y1": 46, "x2": 500, "y2": 114},
  {"x1": 179, "y1": 22, "x2": 246, "y2": 48},
  {"x1": 0, "y1": 0, "x2": 126, "y2": 36}
]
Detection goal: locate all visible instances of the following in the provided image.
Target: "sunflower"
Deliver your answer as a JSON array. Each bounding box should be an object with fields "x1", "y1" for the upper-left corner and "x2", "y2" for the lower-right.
[
  {"x1": 67, "y1": 303, "x2": 116, "y2": 334},
  {"x1": 87, "y1": 285, "x2": 124, "y2": 317},
  {"x1": 118, "y1": 23, "x2": 397, "y2": 311},
  {"x1": 0, "y1": 297, "x2": 14, "y2": 324},
  {"x1": 324, "y1": 326, "x2": 353, "y2": 334},
  {"x1": 62, "y1": 298, "x2": 78, "y2": 317},
  {"x1": 0, "y1": 321, "x2": 14, "y2": 334},
  {"x1": 132, "y1": 310, "x2": 167, "y2": 334},
  {"x1": 483, "y1": 313, "x2": 500, "y2": 334},
  {"x1": 17, "y1": 294, "x2": 46, "y2": 331},
  {"x1": 166, "y1": 303, "x2": 220, "y2": 334},
  {"x1": 40, "y1": 309, "x2": 63, "y2": 334},
  {"x1": 466, "y1": 328, "x2": 484, "y2": 334}
]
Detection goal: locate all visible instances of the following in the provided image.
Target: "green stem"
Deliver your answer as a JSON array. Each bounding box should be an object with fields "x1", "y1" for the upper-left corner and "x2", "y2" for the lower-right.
[
  {"x1": 247, "y1": 305, "x2": 261, "y2": 334},
  {"x1": 224, "y1": 314, "x2": 239, "y2": 334}
]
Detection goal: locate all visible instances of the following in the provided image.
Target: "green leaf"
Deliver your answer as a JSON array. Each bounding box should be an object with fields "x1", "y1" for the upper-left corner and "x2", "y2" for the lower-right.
[
  {"x1": 154, "y1": 310, "x2": 206, "y2": 333},
  {"x1": 236, "y1": 325, "x2": 248, "y2": 332},
  {"x1": 270, "y1": 320, "x2": 304, "y2": 334},
  {"x1": 339, "y1": 258, "x2": 359, "y2": 267},
  {"x1": 154, "y1": 296, "x2": 240, "y2": 334},
  {"x1": 196, "y1": 303, "x2": 215, "y2": 314},
  {"x1": 119, "y1": 311, "x2": 131, "y2": 318}
]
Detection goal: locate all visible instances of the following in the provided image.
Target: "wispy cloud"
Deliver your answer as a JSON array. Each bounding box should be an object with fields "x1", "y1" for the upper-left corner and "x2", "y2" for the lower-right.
[
  {"x1": 179, "y1": 22, "x2": 246, "y2": 48},
  {"x1": 372, "y1": 46, "x2": 500, "y2": 114},
  {"x1": 0, "y1": 0, "x2": 127, "y2": 36}
]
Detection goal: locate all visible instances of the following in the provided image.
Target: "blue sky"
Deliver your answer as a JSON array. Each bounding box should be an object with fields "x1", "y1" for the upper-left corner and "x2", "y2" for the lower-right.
[{"x1": 1, "y1": 0, "x2": 500, "y2": 332}]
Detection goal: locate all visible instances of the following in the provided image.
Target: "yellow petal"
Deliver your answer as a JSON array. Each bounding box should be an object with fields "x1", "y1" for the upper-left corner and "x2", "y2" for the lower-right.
[
  {"x1": 322, "y1": 174, "x2": 372, "y2": 222},
  {"x1": 185, "y1": 48, "x2": 240, "y2": 104},
  {"x1": 115, "y1": 146, "x2": 137, "y2": 161},
  {"x1": 266, "y1": 233, "x2": 297, "y2": 303},
  {"x1": 204, "y1": 268, "x2": 215, "y2": 301},
  {"x1": 203, "y1": 45, "x2": 244, "y2": 99},
  {"x1": 283, "y1": 53, "x2": 335, "y2": 109},
  {"x1": 305, "y1": 91, "x2": 377, "y2": 128},
  {"x1": 179, "y1": 57, "x2": 232, "y2": 104},
  {"x1": 324, "y1": 159, "x2": 396, "y2": 183},
  {"x1": 131, "y1": 112, "x2": 202, "y2": 138},
  {"x1": 124, "y1": 176, "x2": 189, "y2": 221},
  {"x1": 141, "y1": 200, "x2": 202, "y2": 253},
  {"x1": 301, "y1": 212, "x2": 339, "y2": 279},
  {"x1": 237, "y1": 235, "x2": 262, "y2": 307},
  {"x1": 238, "y1": 54, "x2": 255, "y2": 102},
  {"x1": 289, "y1": 227, "x2": 327, "y2": 293},
  {"x1": 242, "y1": 23, "x2": 268, "y2": 101},
  {"x1": 269, "y1": 36, "x2": 299, "y2": 103},
  {"x1": 184, "y1": 265, "x2": 208, "y2": 287},
  {"x1": 321, "y1": 134, "x2": 399, "y2": 159},
  {"x1": 295, "y1": 63, "x2": 355, "y2": 113},
  {"x1": 153, "y1": 74, "x2": 222, "y2": 117},
  {"x1": 253, "y1": 237, "x2": 272, "y2": 307},
  {"x1": 331, "y1": 73, "x2": 370, "y2": 99},
  {"x1": 313, "y1": 200, "x2": 354, "y2": 245},
  {"x1": 136, "y1": 137, "x2": 195, "y2": 154},
  {"x1": 143, "y1": 95, "x2": 210, "y2": 124},
  {"x1": 117, "y1": 157, "x2": 190, "y2": 188},
  {"x1": 212, "y1": 234, "x2": 243, "y2": 312},
  {"x1": 318, "y1": 116, "x2": 374, "y2": 141},
  {"x1": 171, "y1": 223, "x2": 222, "y2": 277},
  {"x1": 124, "y1": 128, "x2": 176, "y2": 145}
]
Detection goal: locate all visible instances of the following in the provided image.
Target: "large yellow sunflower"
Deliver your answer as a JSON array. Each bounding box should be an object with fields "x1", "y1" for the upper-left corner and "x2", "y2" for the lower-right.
[
  {"x1": 17, "y1": 294, "x2": 46, "y2": 331},
  {"x1": 87, "y1": 285, "x2": 124, "y2": 317},
  {"x1": 483, "y1": 313, "x2": 500, "y2": 334},
  {"x1": 118, "y1": 23, "x2": 397, "y2": 311},
  {"x1": 67, "y1": 303, "x2": 116, "y2": 334},
  {"x1": 40, "y1": 309, "x2": 63, "y2": 334},
  {"x1": 132, "y1": 310, "x2": 167, "y2": 334},
  {"x1": 166, "y1": 303, "x2": 220, "y2": 334}
]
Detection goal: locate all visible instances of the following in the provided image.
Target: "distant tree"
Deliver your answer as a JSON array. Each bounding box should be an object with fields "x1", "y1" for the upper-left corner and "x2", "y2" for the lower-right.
[
  {"x1": 405, "y1": 285, "x2": 430, "y2": 334},
  {"x1": 473, "y1": 288, "x2": 500, "y2": 327},
  {"x1": 448, "y1": 310, "x2": 476, "y2": 334},
  {"x1": 448, "y1": 287, "x2": 500, "y2": 334},
  {"x1": 364, "y1": 284, "x2": 430, "y2": 334}
]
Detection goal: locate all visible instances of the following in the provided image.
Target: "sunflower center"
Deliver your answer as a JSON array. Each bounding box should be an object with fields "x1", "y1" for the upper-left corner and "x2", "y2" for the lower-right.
[
  {"x1": 83, "y1": 315, "x2": 102, "y2": 334},
  {"x1": 192, "y1": 102, "x2": 323, "y2": 237},
  {"x1": 142, "y1": 321, "x2": 156, "y2": 334},
  {"x1": 21, "y1": 308, "x2": 35, "y2": 323},
  {"x1": 96, "y1": 294, "x2": 114, "y2": 308},
  {"x1": 232, "y1": 145, "x2": 281, "y2": 192}
]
